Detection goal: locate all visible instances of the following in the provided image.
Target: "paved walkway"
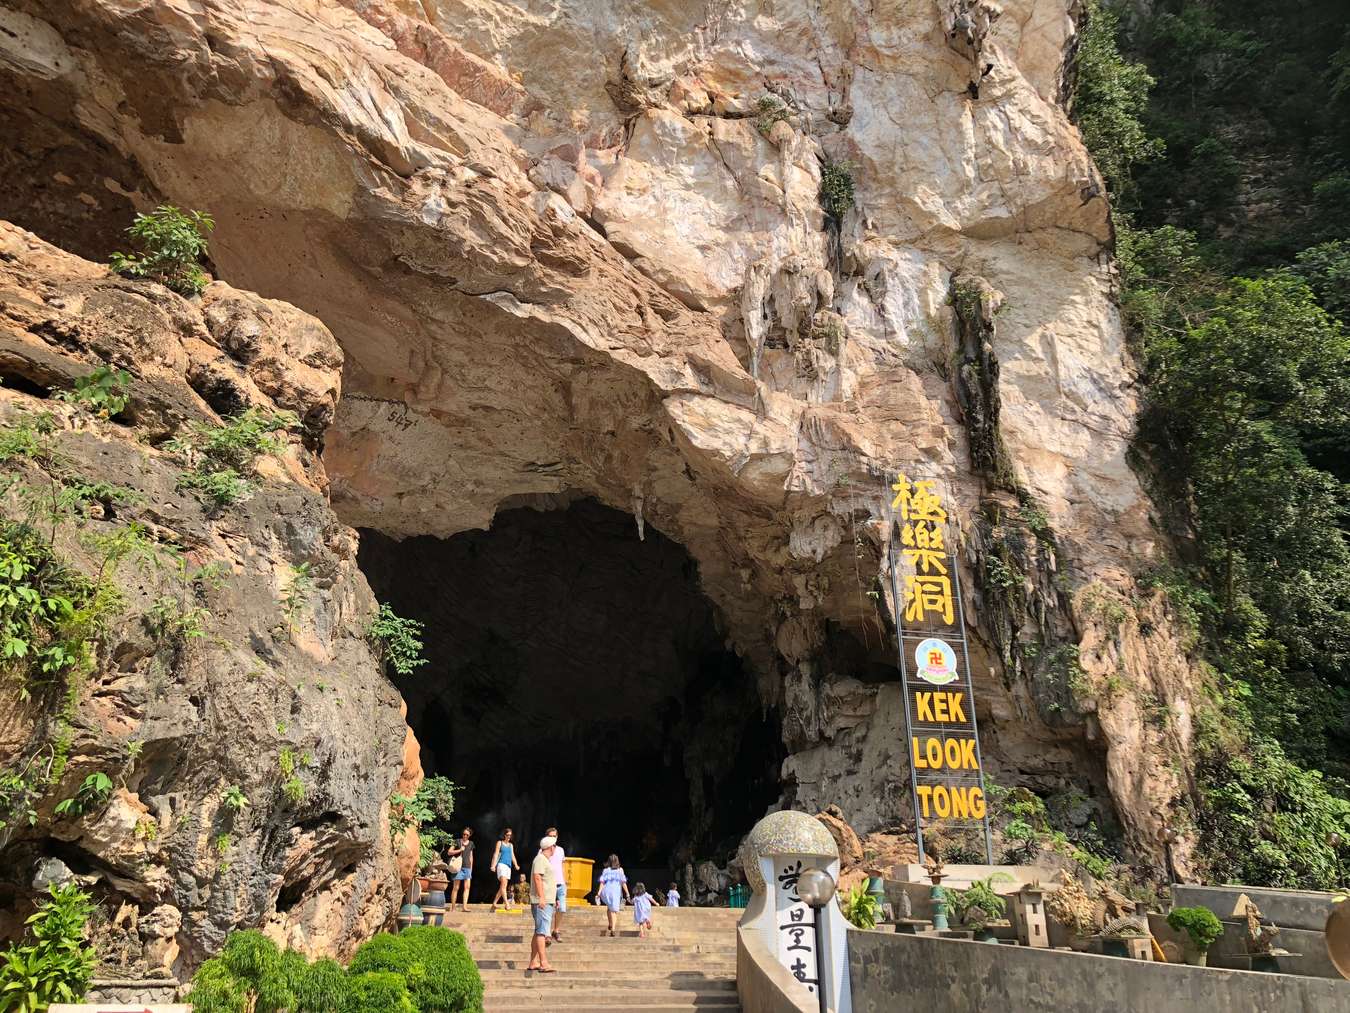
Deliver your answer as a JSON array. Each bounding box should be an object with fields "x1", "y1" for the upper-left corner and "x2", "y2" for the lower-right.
[{"x1": 448, "y1": 903, "x2": 741, "y2": 1011}]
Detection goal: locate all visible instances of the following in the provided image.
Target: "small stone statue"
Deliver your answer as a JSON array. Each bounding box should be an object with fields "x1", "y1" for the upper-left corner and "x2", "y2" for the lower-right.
[
  {"x1": 900, "y1": 889, "x2": 913, "y2": 920},
  {"x1": 1243, "y1": 898, "x2": 1280, "y2": 955}
]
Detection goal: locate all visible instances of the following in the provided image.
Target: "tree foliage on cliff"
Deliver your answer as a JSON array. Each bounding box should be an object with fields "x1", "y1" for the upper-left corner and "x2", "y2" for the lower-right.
[
  {"x1": 1072, "y1": 0, "x2": 1162, "y2": 197},
  {"x1": 1078, "y1": 2, "x2": 1350, "y2": 886},
  {"x1": 109, "y1": 205, "x2": 214, "y2": 295}
]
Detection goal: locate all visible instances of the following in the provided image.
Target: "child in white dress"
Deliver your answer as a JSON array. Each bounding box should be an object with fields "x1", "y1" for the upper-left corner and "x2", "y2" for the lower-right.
[
  {"x1": 666, "y1": 882, "x2": 681, "y2": 907},
  {"x1": 632, "y1": 882, "x2": 653, "y2": 937}
]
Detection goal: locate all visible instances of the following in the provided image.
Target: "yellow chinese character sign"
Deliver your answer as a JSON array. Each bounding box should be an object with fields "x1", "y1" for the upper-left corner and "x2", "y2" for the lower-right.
[{"x1": 887, "y1": 473, "x2": 992, "y2": 862}]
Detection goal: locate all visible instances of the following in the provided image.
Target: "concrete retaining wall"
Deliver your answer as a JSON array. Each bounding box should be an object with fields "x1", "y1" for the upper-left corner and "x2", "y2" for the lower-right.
[
  {"x1": 849, "y1": 928, "x2": 1350, "y2": 1012},
  {"x1": 736, "y1": 925, "x2": 817, "y2": 1013},
  {"x1": 1173, "y1": 885, "x2": 1335, "y2": 932},
  {"x1": 1168, "y1": 884, "x2": 1340, "y2": 978}
]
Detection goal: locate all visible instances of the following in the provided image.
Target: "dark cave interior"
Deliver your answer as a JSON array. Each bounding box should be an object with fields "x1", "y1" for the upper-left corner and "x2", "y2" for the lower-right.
[{"x1": 358, "y1": 498, "x2": 784, "y2": 892}]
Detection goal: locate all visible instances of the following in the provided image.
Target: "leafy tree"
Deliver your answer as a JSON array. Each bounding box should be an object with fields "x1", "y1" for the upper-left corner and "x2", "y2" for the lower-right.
[
  {"x1": 367, "y1": 603, "x2": 427, "y2": 678},
  {"x1": 1295, "y1": 241, "x2": 1350, "y2": 325},
  {"x1": 1072, "y1": 0, "x2": 1163, "y2": 197},
  {"x1": 1119, "y1": 0, "x2": 1350, "y2": 264},
  {"x1": 110, "y1": 205, "x2": 214, "y2": 295}
]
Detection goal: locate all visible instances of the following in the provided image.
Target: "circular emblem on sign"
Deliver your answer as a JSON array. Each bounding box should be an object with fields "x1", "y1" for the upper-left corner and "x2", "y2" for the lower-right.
[{"x1": 914, "y1": 638, "x2": 958, "y2": 685}]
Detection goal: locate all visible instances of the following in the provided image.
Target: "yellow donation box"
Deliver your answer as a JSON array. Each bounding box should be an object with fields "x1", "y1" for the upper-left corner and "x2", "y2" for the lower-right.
[{"x1": 564, "y1": 856, "x2": 594, "y2": 906}]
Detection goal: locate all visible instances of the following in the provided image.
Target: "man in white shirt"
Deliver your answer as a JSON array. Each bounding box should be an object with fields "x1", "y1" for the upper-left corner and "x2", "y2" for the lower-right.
[{"x1": 545, "y1": 825, "x2": 566, "y2": 941}]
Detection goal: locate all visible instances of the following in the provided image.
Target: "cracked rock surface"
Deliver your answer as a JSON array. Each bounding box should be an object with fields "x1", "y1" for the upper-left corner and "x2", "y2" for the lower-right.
[{"x1": 0, "y1": 0, "x2": 1204, "y2": 939}]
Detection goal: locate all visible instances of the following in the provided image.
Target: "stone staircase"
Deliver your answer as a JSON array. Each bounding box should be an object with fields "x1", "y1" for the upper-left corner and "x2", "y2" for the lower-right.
[{"x1": 449, "y1": 904, "x2": 741, "y2": 1011}]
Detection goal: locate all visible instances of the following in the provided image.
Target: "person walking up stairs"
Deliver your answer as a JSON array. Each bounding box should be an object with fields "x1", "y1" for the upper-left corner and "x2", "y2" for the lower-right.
[{"x1": 456, "y1": 901, "x2": 742, "y2": 1011}]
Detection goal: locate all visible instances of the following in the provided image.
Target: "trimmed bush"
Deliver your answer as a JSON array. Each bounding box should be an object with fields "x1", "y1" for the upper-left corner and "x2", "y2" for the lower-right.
[
  {"x1": 349, "y1": 925, "x2": 483, "y2": 1012},
  {"x1": 189, "y1": 926, "x2": 482, "y2": 1013},
  {"x1": 1166, "y1": 906, "x2": 1224, "y2": 951},
  {"x1": 293, "y1": 957, "x2": 351, "y2": 1013},
  {"x1": 347, "y1": 971, "x2": 415, "y2": 1013}
]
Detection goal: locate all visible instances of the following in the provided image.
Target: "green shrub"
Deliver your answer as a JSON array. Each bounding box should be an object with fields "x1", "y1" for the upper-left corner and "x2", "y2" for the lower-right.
[
  {"x1": 841, "y1": 884, "x2": 879, "y2": 929},
  {"x1": 349, "y1": 926, "x2": 483, "y2": 1013},
  {"x1": 56, "y1": 366, "x2": 132, "y2": 419},
  {"x1": 0, "y1": 883, "x2": 96, "y2": 1012},
  {"x1": 188, "y1": 931, "x2": 295, "y2": 1013},
  {"x1": 54, "y1": 771, "x2": 112, "y2": 818},
  {"x1": 176, "y1": 467, "x2": 252, "y2": 508},
  {"x1": 755, "y1": 94, "x2": 791, "y2": 136},
  {"x1": 818, "y1": 160, "x2": 855, "y2": 220},
  {"x1": 170, "y1": 408, "x2": 297, "y2": 510},
  {"x1": 367, "y1": 603, "x2": 427, "y2": 678},
  {"x1": 951, "y1": 873, "x2": 1012, "y2": 931},
  {"x1": 292, "y1": 957, "x2": 351, "y2": 1013},
  {"x1": 1166, "y1": 905, "x2": 1223, "y2": 951},
  {"x1": 110, "y1": 205, "x2": 214, "y2": 295},
  {"x1": 346, "y1": 971, "x2": 415, "y2": 1013},
  {"x1": 0, "y1": 530, "x2": 87, "y2": 679},
  {"x1": 184, "y1": 958, "x2": 247, "y2": 1013}
]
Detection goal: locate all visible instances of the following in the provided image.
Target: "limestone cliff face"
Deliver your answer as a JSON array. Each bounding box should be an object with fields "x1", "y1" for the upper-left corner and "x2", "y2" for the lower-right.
[
  {"x1": 0, "y1": 0, "x2": 1201, "y2": 900},
  {"x1": 0, "y1": 223, "x2": 415, "y2": 973}
]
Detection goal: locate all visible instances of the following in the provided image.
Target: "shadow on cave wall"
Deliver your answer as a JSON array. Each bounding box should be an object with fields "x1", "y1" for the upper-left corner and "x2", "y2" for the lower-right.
[{"x1": 357, "y1": 498, "x2": 784, "y2": 888}]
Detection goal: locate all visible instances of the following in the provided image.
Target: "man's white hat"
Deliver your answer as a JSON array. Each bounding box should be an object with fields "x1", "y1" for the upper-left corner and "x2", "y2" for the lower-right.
[{"x1": 541, "y1": 835, "x2": 557, "y2": 848}]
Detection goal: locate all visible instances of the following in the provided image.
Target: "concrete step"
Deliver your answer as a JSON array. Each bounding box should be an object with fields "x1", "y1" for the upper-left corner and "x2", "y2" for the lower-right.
[
  {"x1": 453, "y1": 918, "x2": 739, "y2": 923},
  {"x1": 482, "y1": 976, "x2": 735, "y2": 990},
  {"x1": 465, "y1": 903, "x2": 741, "y2": 1010},
  {"x1": 469, "y1": 956, "x2": 734, "y2": 972},
  {"x1": 461, "y1": 933, "x2": 735, "y2": 945},
  {"x1": 480, "y1": 965, "x2": 734, "y2": 979},
  {"x1": 483, "y1": 996, "x2": 740, "y2": 1010},
  {"x1": 471, "y1": 946, "x2": 735, "y2": 960},
  {"x1": 485, "y1": 1006, "x2": 739, "y2": 1012}
]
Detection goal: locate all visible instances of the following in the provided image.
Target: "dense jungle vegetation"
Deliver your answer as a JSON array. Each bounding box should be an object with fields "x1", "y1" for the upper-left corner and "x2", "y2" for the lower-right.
[{"x1": 1080, "y1": 0, "x2": 1350, "y2": 886}]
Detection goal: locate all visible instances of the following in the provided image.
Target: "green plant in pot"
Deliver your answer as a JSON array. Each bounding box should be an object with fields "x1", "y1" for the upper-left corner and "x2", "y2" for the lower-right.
[
  {"x1": 1166, "y1": 906, "x2": 1223, "y2": 966},
  {"x1": 842, "y1": 884, "x2": 880, "y2": 930},
  {"x1": 951, "y1": 874, "x2": 1012, "y2": 941}
]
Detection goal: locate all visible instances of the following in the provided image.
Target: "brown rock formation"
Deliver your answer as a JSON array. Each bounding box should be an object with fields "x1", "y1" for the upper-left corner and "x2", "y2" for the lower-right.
[
  {"x1": 0, "y1": 0, "x2": 1205, "y2": 943},
  {"x1": 0, "y1": 222, "x2": 412, "y2": 972}
]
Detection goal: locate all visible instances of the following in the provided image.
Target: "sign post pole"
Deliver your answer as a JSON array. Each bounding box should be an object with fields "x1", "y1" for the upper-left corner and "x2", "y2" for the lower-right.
[{"x1": 887, "y1": 473, "x2": 993, "y2": 863}]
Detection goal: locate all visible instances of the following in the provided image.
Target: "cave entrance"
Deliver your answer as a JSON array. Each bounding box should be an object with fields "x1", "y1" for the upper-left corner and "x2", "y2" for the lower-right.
[{"x1": 357, "y1": 498, "x2": 783, "y2": 898}]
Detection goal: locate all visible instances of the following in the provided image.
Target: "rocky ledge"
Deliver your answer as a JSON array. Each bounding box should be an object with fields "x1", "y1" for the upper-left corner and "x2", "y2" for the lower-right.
[{"x1": 0, "y1": 222, "x2": 418, "y2": 977}]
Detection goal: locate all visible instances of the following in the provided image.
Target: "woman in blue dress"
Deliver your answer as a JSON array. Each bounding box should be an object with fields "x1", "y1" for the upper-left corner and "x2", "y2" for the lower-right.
[
  {"x1": 488, "y1": 828, "x2": 519, "y2": 912},
  {"x1": 596, "y1": 853, "x2": 630, "y2": 937}
]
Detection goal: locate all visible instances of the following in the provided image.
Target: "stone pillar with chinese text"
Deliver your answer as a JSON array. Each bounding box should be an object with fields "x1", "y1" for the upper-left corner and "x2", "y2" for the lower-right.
[{"x1": 737, "y1": 810, "x2": 852, "y2": 1013}]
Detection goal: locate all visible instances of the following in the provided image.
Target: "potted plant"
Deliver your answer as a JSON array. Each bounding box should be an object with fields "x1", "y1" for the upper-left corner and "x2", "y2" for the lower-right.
[
  {"x1": 842, "y1": 884, "x2": 880, "y2": 930},
  {"x1": 951, "y1": 874, "x2": 1012, "y2": 942},
  {"x1": 1166, "y1": 906, "x2": 1224, "y2": 966}
]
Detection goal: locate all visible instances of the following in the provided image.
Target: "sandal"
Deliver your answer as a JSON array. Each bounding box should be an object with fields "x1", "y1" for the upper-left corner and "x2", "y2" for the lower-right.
[{"x1": 537, "y1": 967, "x2": 556, "y2": 974}]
